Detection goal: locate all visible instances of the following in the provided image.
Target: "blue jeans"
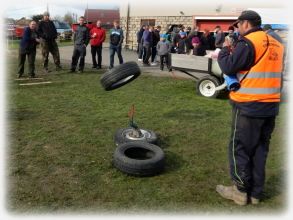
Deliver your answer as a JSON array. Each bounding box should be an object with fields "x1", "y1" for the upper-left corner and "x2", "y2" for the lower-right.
[{"x1": 109, "y1": 44, "x2": 123, "y2": 68}]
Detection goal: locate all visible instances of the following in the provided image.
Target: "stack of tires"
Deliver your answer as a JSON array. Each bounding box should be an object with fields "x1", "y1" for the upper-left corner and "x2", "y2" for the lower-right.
[
  {"x1": 113, "y1": 128, "x2": 165, "y2": 177},
  {"x1": 100, "y1": 62, "x2": 165, "y2": 177}
]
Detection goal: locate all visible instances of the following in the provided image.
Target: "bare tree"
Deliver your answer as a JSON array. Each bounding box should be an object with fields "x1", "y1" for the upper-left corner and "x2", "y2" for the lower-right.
[
  {"x1": 64, "y1": 12, "x2": 74, "y2": 25},
  {"x1": 53, "y1": 15, "x2": 63, "y2": 21}
]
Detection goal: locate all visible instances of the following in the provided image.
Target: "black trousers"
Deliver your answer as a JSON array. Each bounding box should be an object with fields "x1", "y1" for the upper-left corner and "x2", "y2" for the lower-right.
[
  {"x1": 138, "y1": 43, "x2": 144, "y2": 59},
  {"x1": 143, "y1": 44, "x2": 151, "y2": 64},
  {"x1": 151, "y1": 46, "x2": 157, "y2": 62},
  {"x1": 71, "y1": 45, "x2": 86, "y2": 71},
  {"x1": 91, "y1": 45, "x2": 102, "y2": 68},
  {"x1": 18, "y1": 49, "x2": 36, "y2": 77},
  {"x1": 159, "y1": 55, "x2": 170, "y2": 70},
  {"x1": 229, "y1": 106, "x2": 276, "y2": 199}
]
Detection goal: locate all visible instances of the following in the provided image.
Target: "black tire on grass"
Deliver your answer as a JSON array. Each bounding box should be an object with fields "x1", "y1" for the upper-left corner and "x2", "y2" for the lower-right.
[
  {"x1": 100, "y1": 61, "x2": 141, "y2": 91},
  {"x1": 114, "y1": 127, "x2": 158, "y2": 146},
  {"x1": 113, "y1": 142, "x2": 165, "y2": 176}
]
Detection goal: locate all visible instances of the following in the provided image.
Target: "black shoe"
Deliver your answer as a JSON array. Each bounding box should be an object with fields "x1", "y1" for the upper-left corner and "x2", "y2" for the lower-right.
[
  {"x1": 108, "y1": 66, "x2": 113, "y2": 70},
  {"x1": 97, "y1": 66, "x2": 102, "y2": 69},
  {"x1": 143, "y1": 63, "x2": 150, "y2": 66},
  {"x1": 68, "y1": 69, "x2": 76, "y2": 73},
  {"x1": 18, "y1": 74, "x2": 23, "y2": 78},
  {"x1": 168, "y1": 68, "x2": 172, "y2": 72},
  {"x1": 29, "y1": 75, "x2": 36, "y2": 78},
  {"x1": 92, "y1": 65, "x2": 97, "y2": 69}
]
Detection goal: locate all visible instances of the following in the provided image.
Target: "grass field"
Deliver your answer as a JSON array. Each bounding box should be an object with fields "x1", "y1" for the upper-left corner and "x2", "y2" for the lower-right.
[
  {"x1": 6, "y1": 54, "x2": 288, "y2": 214},
  {"x1": 6, "y1": 39, "x2": 74, "y2": 50}
]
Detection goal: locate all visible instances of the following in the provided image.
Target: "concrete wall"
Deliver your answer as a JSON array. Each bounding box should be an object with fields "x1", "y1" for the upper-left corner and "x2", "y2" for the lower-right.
[{"x1": 120, "y1": 15, "x2": 194, "y2": 50}]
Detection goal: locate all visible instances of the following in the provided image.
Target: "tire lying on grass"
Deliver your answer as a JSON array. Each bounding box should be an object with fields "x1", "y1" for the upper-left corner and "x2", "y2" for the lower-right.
[
  {"x1": 114, "y1": 127, "x2": 158, "y2": 146},
  {"x1": 196, "y1": 76, "x2": 220, "y2": 98},
  {"x1": 113, "y1": 142, "x2": 165, "y2": 176},
  {"x1": 100, "y1": 61, "x2": 141, "y2": 91}
]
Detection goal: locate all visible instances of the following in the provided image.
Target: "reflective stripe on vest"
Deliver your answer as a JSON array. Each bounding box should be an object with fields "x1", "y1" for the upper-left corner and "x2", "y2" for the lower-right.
[{"x1": 230, "y1": 31, "x2": 284, "y2": 103}]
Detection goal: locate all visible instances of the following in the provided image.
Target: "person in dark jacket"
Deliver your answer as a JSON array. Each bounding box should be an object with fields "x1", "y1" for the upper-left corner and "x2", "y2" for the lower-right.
[
  {"x1": 18, "y1": 21, "x2": 40, "y2": 78},
  {"x1": 151, "y1": 25, "x2": 161, "y2": 65},
  {"x1": 109, "y1": 20, "x2": 124, "y2": 69},
  {"x1": 37, "y1": 11, "x2": 61, "y2": 72},
  {"x1": 263, "y1": 24, "x2": 283, "y2": 43},
  {"x1": 214, "y1": 25, "x2": 225, "y2": 49},
  {"x1": 216, "y1": 10, "x2": 284, "y2": 205},
  {"x1": 191, "y1": 32, "x2": 206, "y2": 56},
  {"x1": 142, "y1": 25, "x2": 153, "y2": 66},
  {"x1": 201, "y1": 29, "x2": 215, "y2": 51},
  {"x1": 137, "y1": 25, "x2": 145, "y2": 61},
  {"x1": 90, "y1": 20, "x2": 106, "y2": 69},
  {"x1": 177, "y1": 31, "x2": 188, "y2": 54},
  {"x1": 69, "y1": 16, "x2": 89, "y2": 73}
]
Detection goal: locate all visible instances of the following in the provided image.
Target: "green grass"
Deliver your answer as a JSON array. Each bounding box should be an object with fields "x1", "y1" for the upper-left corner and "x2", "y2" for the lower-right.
[
  {"x1": 6, "y1": 39, "x2": 74, "y2": 50},
  {"x1": 6, "y1": 55, "x2": 288, "y2": 214}
]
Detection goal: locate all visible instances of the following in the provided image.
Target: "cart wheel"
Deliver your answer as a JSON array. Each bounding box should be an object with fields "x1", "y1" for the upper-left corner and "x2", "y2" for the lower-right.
[{"x1": 196, "y1": 76, "x2": 220, "y2": 98}]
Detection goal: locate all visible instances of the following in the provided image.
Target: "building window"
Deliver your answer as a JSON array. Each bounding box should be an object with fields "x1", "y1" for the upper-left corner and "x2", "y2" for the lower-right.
[{"x1": 141, "y1": 19, "x2": 155, "y2": 26}]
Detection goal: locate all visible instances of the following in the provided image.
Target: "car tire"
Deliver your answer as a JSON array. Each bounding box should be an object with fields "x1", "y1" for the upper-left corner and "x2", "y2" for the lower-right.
[
  {"x1": 113, "y1": 142, "x2": 165, "y2": 176},
  {"x1": 196, "y1": 76, "x2": 220, "y2": 98},
  {"x1": 100, "y1": 61, "x2": 141, "y2": 91},
  {"x1": 114, "y1": 128, "x2": 158, "y2": 146}
]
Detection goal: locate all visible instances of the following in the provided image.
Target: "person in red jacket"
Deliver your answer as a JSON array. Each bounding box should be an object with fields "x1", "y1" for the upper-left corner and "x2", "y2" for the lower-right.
[{"x1": 90, "y1": 20, "x2": 106, "y2": 69}]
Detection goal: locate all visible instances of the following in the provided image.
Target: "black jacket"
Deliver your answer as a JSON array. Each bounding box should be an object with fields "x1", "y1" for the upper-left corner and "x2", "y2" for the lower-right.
[
  {"x1": 37, "y1": 20, "x2": 57, "y2": 41},
  {"x1": 74, "y1": 25, "x2": 90, "y2": 46},
  {"x1": 218, "y1": 27, "x2": 280, "y2": 117},
  {"x1": 110, "y1": 27, "x2": 124, "y2": 46},
  {"x1": 137, "y1": 28, "x2": 144, "y2": 44},
  {"x1": 152, "y1": 29, "x2": 160, "y2": 47}
]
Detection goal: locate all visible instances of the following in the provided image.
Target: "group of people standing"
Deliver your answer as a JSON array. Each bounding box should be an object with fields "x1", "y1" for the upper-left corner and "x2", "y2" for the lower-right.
[
  {"x1": 135, "y1": 23, "x2": 239, "y2": 72},
  {"x1": 18, "y1": 11, "x2": 124, "y2": 77}
]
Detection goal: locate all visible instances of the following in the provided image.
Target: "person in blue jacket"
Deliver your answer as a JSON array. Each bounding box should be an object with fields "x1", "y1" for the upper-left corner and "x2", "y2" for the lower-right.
[
  {"x1": 18, "y1": 20, "x2": 40, "y2": 78},
  {"x1": 109, "y1": 20, "x2": 124, "y2": 69}
]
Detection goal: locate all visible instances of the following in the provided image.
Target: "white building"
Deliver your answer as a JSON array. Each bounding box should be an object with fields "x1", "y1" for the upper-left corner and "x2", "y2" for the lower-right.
[{"x1": 119, "y1": 1, "x2": 288, "y2": 50}]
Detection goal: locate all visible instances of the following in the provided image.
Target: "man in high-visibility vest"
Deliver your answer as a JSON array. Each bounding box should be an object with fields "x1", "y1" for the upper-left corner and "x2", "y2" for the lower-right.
[{"x1": 216, "y1": 10, "x2": 284, "y2": 206}]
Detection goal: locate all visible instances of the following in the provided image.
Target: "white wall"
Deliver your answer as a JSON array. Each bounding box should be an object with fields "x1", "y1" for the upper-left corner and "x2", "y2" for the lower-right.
[{"x1": 120, "y1": 0, "x2": 287, "y2": 17}]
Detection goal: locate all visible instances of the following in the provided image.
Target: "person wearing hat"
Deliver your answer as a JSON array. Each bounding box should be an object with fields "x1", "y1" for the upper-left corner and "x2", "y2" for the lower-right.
[
  {"x1": 177, "y1": 31, "x2": 188, "y2": 54},
  {"x1": 263, "y1": 24, "x2": 283, "y2": 43},
  {"x1": 37, "y1": 11, "x2": 62, "y2": 72},
  {"x1": 156, "y1": 33, "x2": 171, "y2": 71},
  {"x1": 216, "y1": 10, "x2": 284, "y2": 205}
]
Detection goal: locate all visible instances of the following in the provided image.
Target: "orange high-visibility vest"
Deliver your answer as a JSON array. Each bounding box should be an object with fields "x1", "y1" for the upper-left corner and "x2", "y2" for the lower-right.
[{"x1": 230, "y1": 31, "x2": 284, "y2": 103}]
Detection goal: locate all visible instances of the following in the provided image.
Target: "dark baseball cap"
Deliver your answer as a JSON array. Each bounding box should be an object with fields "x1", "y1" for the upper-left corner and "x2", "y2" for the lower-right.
[{"x1": 233, "y1": 10, "x2": 261, "y2": 27}]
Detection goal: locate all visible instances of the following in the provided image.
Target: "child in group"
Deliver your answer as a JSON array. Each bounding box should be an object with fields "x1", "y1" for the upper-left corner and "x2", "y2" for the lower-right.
[
  {"x1": 177, "y1": 31, "x2": 188, "y2": 54},
  {"x1": 156, "y1": 34, "x2": 171, "y2": 71}
]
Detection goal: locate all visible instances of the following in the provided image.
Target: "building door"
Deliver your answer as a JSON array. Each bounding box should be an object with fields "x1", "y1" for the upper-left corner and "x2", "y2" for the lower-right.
[{"x1": 141, "y1": 19, "x2": 156, "y2": 26}]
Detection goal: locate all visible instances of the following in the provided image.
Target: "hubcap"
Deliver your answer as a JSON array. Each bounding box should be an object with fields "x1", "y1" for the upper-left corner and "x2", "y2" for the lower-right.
[
  {"x1": 199, "y1": 80, "x2": 216, "y2": 97},
  {"x1": 123, "y1": 128, "x2": 151, "y2": 141}
]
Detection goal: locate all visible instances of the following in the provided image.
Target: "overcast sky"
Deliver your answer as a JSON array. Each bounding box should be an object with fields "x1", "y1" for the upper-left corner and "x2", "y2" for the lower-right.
[{"x1": 4, "y1": 0, "x2": 119, "y2": 19}]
